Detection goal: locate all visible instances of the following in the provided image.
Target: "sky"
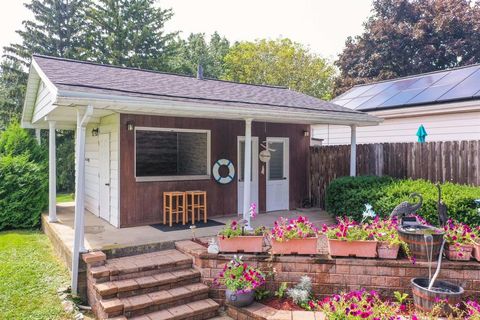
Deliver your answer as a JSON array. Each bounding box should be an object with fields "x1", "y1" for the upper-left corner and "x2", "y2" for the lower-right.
[{"x1": 0, "y1": 0, "x2": 373, "y2": 60}]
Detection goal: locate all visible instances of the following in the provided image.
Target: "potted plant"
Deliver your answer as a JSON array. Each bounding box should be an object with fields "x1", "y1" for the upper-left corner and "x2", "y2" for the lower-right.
[
  {"x1": 322, "y1": 217, "x2": 378, "y2": 258},
  {"x1": 444, "y1": 219, "x2": 476, "y2": 261},
  {"x1": 371, "y1": 217, "x2": 407, "y2": 259},
  {"x1": 270, "y1": 216, "x2": 319, "y2": 255},
  {"x1": 218, "y1": 220, "x2": 265, "y2": 253},
  {"x1": 214, "y1": 256, "x2": 265, "y2": 307}
]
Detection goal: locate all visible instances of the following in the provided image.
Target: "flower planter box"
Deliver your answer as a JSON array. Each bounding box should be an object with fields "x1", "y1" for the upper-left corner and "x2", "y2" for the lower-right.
[
  {"x1": 328, "y1": 239, "x2": 378, "y2": 258},
  {"x1": 377, "y1": 242, "x2": 400, "y2": 259},
  {"x1": 473, "y1": 243, "x2": 480, "y2": 262},
  {"x1": 271, "y1": 237, "x2": 318, "y2": 255},
  {"x1": 445, "y1": 244, "x2": 473, "y2": 261},
  {"x1": 218, "y1": 235, "x2": 264, "y2": 253}
]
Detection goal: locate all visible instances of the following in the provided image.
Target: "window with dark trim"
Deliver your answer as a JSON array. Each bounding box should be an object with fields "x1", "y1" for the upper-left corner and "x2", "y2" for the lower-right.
[{"x1": 135, "y1": 128, "x2": 210, "y2": 181}]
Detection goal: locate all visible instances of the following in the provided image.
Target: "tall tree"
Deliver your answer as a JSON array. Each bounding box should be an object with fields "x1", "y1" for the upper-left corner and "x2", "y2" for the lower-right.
[
  {"x1": 171, "y1": 32, "x2": 230, "y2": 78},
  {"x1": 0, "y1": 62, "x2": 25, "y2": 130},
  {"x1": 84, "y1": 0, "x2": 177, "y2": 70},
  {"x1": 1, "y1": 0, "x2": 90, "y2": 192},
  {"x1": 3, "y1": 0, "x2": 89, "y2": 66},
  {"x1": 334, "y1": 0, "x2": 480, "y2": 96},
  {"x1": 222, "y1": 38, "x2": 335, "y2": 100}
]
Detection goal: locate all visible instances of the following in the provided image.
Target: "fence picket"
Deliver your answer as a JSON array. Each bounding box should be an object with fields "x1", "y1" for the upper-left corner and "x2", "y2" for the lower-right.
[{"x1": 310, "y1": 140, "x2": 480, "y2": 208}]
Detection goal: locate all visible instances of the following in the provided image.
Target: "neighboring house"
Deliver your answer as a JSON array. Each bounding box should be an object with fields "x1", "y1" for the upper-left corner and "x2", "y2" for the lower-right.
[
  {"x1": 313, "y1": 64, "x2": 480, "y2": 145},
  {"x1": 22, "y1": 54, "x2": 378, "y2": 229}
]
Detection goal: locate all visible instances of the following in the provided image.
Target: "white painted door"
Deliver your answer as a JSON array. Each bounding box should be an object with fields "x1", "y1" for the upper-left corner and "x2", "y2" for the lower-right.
[
  {"x1": 266, "y1": 137, "x2": 289, "y2": 211},
  {"x1": 237, "y1": 137, "x2": 259, "y2": 214},
  {"x1": 99, "y1": 133, "x2": 111, "y2": 222}
]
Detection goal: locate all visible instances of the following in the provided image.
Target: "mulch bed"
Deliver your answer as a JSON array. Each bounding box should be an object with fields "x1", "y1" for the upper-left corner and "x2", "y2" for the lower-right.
[{"x1": 261, "y1": 297, "x2": 304, "y2": 311}]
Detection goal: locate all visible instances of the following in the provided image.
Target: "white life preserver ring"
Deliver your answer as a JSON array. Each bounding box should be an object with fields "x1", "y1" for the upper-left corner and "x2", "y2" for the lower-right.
[{"x1": 212, "y1": 159, "x2": 235, "y2": 184}]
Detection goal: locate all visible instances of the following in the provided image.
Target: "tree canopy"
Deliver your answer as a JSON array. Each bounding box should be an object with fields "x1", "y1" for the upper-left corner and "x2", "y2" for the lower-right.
[
  {"x1": 222, "y1": 38, "x2": 335, "y2": 100},
  {"x1": 171, "y1": 32, "x2": 230, "y2": 79},
  {"x1": 334, "y1": 0, "x2": 480, "y2": 96},
  {"x1": 84, "y1": 0, "x2": 177, "y2": 70}
]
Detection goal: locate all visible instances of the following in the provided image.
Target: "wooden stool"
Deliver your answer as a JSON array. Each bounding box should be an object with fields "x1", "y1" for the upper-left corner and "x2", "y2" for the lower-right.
[
  {"x1": 185, "y1": 190, "x2": 207, "y2": 224},
  {"x1": 163, "y1": 191, "x2": 186, "y2": 227}
]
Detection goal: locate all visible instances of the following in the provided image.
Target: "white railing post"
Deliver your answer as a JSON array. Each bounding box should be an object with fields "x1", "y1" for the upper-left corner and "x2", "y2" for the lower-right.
[
  {"x1": 350, "y1": 125, "x2": 357, "y2": 177},
  {"x1": 243, "y1": 118, "x2": 253, "y2": 230},
  {"x1": 71, "y1": 106, "x2": 93, "y2": 296},
  {"x1": 48, "y1": 121, "x2": 57, "y2": 222}
]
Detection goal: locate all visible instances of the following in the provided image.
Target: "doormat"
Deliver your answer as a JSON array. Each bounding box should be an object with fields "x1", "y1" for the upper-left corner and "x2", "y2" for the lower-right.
[{"x1": 150, "y1": 219, "x2": 225, "y2": 232}]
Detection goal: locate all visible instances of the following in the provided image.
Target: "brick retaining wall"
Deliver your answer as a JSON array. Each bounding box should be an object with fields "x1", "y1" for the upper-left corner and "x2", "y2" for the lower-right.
[{"x1": 175, "y1": 240, "x2": 480, "y2": 303}]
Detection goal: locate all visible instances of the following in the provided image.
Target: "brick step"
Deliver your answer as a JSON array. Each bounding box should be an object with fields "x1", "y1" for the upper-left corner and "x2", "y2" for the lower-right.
[
  {"x1": 90, "y1": 250, "x2": 193, "y2": 282},
  {"x1": 128, "y1": 298, "x2": 220, "y2": 320},
  {"x1": 95, "y1": 268, "x2": 201, "y2": 299},
  {"x1": 101, "y1": 283, "x2": 210, "y2": 318}
]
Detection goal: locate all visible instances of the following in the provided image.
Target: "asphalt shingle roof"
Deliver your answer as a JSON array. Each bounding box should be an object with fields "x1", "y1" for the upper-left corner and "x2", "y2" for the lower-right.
[{"x1": 33, "y1": 54, "x2": 362, "y2": 115}]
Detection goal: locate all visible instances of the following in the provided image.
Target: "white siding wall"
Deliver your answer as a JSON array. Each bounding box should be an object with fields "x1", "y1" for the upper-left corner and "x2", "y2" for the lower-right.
[
  {"x1": 84, "y1": 113, "x2": 120, "y2": 227},
  {"x1": 313, "y1": 110, "x2": 480, "y2": 145},
  {"x1": 32, "y1": 81, "x2": 54, "y2": 122}
]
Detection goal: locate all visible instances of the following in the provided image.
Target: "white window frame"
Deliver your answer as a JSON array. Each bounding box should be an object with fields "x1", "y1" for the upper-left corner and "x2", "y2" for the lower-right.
[{"x1": 134, "y1": 126, "x2": 211, "y2": 182}]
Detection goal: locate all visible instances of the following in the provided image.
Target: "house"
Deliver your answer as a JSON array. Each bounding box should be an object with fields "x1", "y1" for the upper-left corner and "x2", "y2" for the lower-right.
[
  {"x1": 22, "y1": 54, "x2": 379, "y2": 293},
  {"x1": 313, "y1": 64, "x2": 480, "y2": 145}
]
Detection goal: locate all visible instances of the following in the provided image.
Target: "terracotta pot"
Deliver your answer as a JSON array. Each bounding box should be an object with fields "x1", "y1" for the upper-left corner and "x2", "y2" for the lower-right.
[
  {"x1": 328, "y1": 239, "x2": 378, "y2": 258},
  {"x1": 445, "y1": 244, "x2": 473, "y2": 261},
  {"x1": 377, "y1": 242, "x2": 400, "y2": 259},
  {"x1": 217, "y1": 235, "x2": 264, "y2": 253},
  {"x1": 473, "y1": 243, "x2": 480, "y2": 262},
  {"x1": 271, "y1": 236, "x2": 318, "y2": 255}
]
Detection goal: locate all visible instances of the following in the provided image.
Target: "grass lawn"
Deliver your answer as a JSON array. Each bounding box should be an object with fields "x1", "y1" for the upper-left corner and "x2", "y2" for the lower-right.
[
  {"x1": 57, "y1": 193, "x2": 74, "y2": 203},
  {"x1": 0, "y1": 231, "x2": 72, "y2": 319}
]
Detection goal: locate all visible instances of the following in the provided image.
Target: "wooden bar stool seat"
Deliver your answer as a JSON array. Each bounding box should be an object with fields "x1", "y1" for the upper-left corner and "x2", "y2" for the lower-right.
[
  {"x1": 163, "y1": 191, "x2": 186, "y2": 227},
  {"x1": 185, "y1": 190, "x2": 207, "y2": 224}
]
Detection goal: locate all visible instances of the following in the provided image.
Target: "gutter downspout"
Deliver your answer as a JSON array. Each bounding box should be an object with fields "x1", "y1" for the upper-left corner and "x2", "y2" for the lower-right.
[{"x1": 71, "y1": 105, "x2": 93, "y2": 296}]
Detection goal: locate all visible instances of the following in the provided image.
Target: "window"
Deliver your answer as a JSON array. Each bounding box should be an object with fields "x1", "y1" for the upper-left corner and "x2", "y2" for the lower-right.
[
  {"x1": 135, "y1": 127, "x2": 210, "y2": 181},
  {"x1": 268, "y1": 142, "x2": 284, "y2": 180}
]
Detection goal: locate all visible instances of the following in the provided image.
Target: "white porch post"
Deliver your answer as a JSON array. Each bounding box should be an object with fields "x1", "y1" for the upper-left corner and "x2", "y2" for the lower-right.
[
  {"x1": 35, "y1": 128, "x2": 41, "y2": 145},
  {"x1": 48, "y1": 121, "x2": 57, "y2": 222},
  {"x1": 71, "y1": 106, "x2": 93, "y2": 296},
  {"x1": 350, "y1": 125, "x2": 357, "y2": 177},
  {"x1": 243, "y1": 118, "x2": 253, "y2": 230}
]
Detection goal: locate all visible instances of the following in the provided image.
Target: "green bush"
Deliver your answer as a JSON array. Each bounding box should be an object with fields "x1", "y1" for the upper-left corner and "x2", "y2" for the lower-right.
[
  {"x1": 0, "y1": 122, "x2": 45, "y2": 162},
  {"x1": 325, "y1": 176, "x2": 480, "y2": 226},
  {"x1": 0, "y1": 122, "x2": 48, "y2": 230},
  {"x1": 0, "y1": 155, "x2": 48, "y2": 229}
]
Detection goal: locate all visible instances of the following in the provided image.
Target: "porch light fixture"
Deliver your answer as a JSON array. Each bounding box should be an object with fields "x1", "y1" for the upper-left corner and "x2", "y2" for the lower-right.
[
  {"x1": 91, "y1": 128, "x2": 99, "y2": 136},
  {"x1": 127, "y1": 121, "x2": 135, "y2": 131}
]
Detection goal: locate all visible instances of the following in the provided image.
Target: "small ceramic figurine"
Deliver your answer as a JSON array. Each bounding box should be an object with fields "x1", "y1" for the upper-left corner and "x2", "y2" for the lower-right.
[{"x1": 207, "y1": 237, "x2": 219, "y2": 254}]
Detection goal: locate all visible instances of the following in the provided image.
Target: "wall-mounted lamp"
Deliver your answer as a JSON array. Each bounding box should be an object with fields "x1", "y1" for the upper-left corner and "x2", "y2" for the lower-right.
[
  {"x1": 303, "y1": 130, "x2": 310, "y2": 137},
  {"x1": 91, "y1": 128, "x2": 99, "y2": 137},
  {"x1": 127, "y1": 121, "x2": 135, "y2": 131}
]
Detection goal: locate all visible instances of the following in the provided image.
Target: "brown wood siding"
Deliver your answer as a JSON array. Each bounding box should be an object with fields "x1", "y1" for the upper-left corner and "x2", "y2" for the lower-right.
[{"x1": 120, "y1": 114, "x2": 310, "y2": 227}]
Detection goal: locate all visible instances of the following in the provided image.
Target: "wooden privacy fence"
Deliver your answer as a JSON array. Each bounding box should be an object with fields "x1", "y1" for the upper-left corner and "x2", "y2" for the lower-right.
[{"x1": 310, "y1": 140, "x2": 480, "y2": 208}]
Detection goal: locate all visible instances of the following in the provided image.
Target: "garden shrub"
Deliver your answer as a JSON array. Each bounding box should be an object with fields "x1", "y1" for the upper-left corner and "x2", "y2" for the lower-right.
[
  {"x1": 325, "y1": 176, "x2": 480, "y2": 226},
  {"x1": 0, "y1": 122, "x2": 45, "y2": 162},
  {"x1": 0, "y1": 122, "x2": 48, "y2": 230},
  {"x1": 325, "y1": 176, "x2": 394, "y2": 220},
  {"x1": 0, "y1": 155, "x2": 48, "y2": 229}
]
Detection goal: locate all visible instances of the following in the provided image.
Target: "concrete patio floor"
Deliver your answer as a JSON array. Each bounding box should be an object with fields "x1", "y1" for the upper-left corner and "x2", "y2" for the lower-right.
[{"x1": 43, "y1": 203, "x2": 334, "y2": 266}]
